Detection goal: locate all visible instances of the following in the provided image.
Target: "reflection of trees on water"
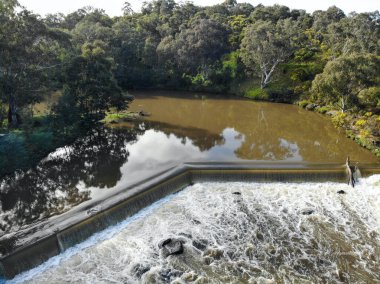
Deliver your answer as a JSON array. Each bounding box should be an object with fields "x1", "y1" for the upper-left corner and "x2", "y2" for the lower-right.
[
  {"x1": 0, "y1": 127, "x2": 139, "y2": 251},
  {"x1": 140, "y1": 121, "x2": 225, "y2": 151}
]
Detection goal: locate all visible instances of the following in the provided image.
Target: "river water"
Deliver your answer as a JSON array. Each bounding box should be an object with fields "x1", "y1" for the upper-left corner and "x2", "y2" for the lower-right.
[
  {"x1": 0, "y1": 92, "x2": 378, "y2": 258},
  {"x1": 11, "y1": 175, "x2": 380, "y2": 283}
]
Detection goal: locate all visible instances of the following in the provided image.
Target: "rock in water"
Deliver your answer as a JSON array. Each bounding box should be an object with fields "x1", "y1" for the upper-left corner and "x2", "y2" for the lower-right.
[
  {"x1": 337, "y1": 190, "x2": 346, "y2": 194},
  {"x1": 158, "y1": 238, "x2": 172, "y2": 248},
  {"x1": 305, "y1": 103, "x2": 317, "y2": 111},
  {"x1": 139, "y1": 110, "x2": 151, "y2": 117},
  {"x1": 159, "y1": 238, "x2": 184, "y2": 257},
  {"x1": 301, "y1": 209, "x2": 314, "y2": 215},
  {"x1": 192, "y1": 239, "x2": 208, "y2": 251},
  {"x1": 232, "y1": 192, "x2": 241, "y2": 195}
]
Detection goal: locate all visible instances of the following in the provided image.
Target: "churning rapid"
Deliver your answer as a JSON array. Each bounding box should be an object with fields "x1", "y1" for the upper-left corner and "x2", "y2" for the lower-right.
[{"x1": 12, "y1": 176, "x2": 380, "y2": 284}]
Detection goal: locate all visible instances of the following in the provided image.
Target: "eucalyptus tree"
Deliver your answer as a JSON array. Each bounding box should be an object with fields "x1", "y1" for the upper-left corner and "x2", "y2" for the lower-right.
[
  {"x1": 250, "y1": 4, "x2": 291, "y2": 23},
  {"x1": 0, "y1": 0, "x2": 68, "y2": 126},
  {"x1": 311, "y1": 54, "x2": 380, "y2": 112},
  {"x1": 122, "y1": 1, "x2": 134, "y2": 16},
  {"x1": 158, "y1": 18, "x2": 229, "y2": 74},
  {"x1": 240, "y1": 19, "x2": 300, "y2": 89},
  {"x1": 326, "y1": 12, "x2": 380, "y2": 56}
]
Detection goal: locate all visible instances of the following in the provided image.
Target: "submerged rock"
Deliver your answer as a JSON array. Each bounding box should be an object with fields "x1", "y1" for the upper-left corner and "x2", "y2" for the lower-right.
[
  {"x1": 182, "y1": 272, "x2": 198, "y2": 282},
  {"x1": 232, "y1": 192, "x2": 242, "y2": 195},
  {"x1": 159, "y1": 238, "x2": 184, "y2": 257},
  {"x1": 192, "y1": 219, "x2": 201, "y2": 225},
  {"x1": 301, "y1": 209, "x2": 314, "y2": 215},
  {"x1": 337, "y1": 190, "x2": 346, "y2": 194},
  {"x1": 326, "y1": 110, "x2": 339, "y2": 116},
  {"x1": 159, "y1": 269, "x2": 182, "y2": 281},
  {"x1": 131, "y1": 263, "x2": 150, "y2": 278},
  {"x1": 203, "y1": 248, "x2": 223, "y2": 260},
  {"x1": 139, "y1": 110, "x2": 151, "y2": 117},
  {"x1": 192, "y1": 239, "x2": 208, "y2": 251}
]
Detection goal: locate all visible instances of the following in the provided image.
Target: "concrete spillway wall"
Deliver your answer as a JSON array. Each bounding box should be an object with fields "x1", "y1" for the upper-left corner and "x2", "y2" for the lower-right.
[{"x1": 1, "y1": 162, "x2": 379, "y2": 279}]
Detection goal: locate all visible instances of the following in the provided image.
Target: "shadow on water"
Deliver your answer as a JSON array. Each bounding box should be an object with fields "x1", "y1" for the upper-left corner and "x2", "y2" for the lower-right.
[{"x1": 0, "y1": 127, "x2": 140, "y2": 254}]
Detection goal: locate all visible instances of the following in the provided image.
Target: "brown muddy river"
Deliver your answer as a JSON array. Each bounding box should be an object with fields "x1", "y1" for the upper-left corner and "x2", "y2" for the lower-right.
[
  {"x1": 126, "y1": 91, "x2": 377, "y2": 164},
  {"x1": 0, "y1": 91, "x2": 378, "y2": 259}
]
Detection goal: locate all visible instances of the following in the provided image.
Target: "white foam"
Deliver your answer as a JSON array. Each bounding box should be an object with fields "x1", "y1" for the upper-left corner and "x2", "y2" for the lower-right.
[{"x1": 9, "y1": 176, "x2": 380, "y2": 283}]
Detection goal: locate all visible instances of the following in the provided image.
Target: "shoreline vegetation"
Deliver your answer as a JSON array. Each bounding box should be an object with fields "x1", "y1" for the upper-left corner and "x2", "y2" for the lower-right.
[{"x1": 0, "y1": 0, "x2": 379, "y2": 178}]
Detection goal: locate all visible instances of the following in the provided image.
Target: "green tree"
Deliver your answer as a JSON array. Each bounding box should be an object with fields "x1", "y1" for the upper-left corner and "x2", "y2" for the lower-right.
[
  {"x1": 0, "y1": 0, "x2": 66, "y2": 126},
  {"x1": 122, "y1": 2, "x2": 134, "y2": 16},
  {"x1": 157, "y1": 18, "x2": 228, "y2": 73},
  {"x1": 240, "y1": 19, "x2": 300, "y2": 89},
  {"x1": 59, "y1": 41, "x2": 128, "y2": 122},
  {"x1": 311, "y1": 54, "x2": 380, "y2": 112}
]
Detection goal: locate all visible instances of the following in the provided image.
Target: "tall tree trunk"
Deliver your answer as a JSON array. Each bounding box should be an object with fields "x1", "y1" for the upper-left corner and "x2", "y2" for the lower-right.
[
  {"x1": 260, "y1": 74, "x2": 266, "y2": 89},
  {"x1": 8, "y1": 95, "x2": 18, "y2": 127},
  {"x1": 260, "y1": 61, "x2": 279, "y2": 89}
]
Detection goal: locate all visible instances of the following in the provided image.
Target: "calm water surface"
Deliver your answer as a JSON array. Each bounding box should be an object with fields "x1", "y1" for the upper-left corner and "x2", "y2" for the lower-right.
[{"x1": 0, "y1": 91, "x2": 378, "y2": 254}]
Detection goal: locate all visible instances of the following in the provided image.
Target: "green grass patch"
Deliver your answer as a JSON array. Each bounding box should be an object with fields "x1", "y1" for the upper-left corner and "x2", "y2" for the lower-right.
[
  {"x1": 244, "y1": 87, "x2": 269, "y2": 100},
  {"x1": 101, "y1": 111, "x2": 137, "y2": 124}
]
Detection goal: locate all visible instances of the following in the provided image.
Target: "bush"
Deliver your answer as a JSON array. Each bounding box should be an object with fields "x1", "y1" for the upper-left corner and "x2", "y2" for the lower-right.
[
  {"x1": 332, "y1": 113, "x2": 348, "y2": 128},
  {"x1": 355, "y1": 119, "x2": 366, "y2": 127},
  {"x1": 298, "y1": 100, "x2": 310, "y2": 108},
  {"x1": 245, "y1": 87, "x2": 269, "y2": 100},
  {"x1": 317, "y1": 106, "x2": 330, "y2": 114}
]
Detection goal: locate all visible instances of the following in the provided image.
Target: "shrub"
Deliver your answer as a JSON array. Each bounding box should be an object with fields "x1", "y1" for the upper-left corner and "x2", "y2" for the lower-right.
[
  {"x1": 317, "y1": 106, "x2": 330, "y2": 114},
  {"x1": 298, "y1": 100, "x2": 310, "y2": 108},
  {"x1": 245, "y1": 87, "x2": 269, "y2": 100},
  {"x1": 355, "y1": 119, "x2": 366, "y2": 127},
  {"x1": 332, "y1": 113, "x2": 347, "y2": 128}
]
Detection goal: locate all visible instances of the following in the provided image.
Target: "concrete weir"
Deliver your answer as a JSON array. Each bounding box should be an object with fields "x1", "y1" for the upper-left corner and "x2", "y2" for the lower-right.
[{"x1": 1, "y1": 162, "x2": 379, "y2": 279}]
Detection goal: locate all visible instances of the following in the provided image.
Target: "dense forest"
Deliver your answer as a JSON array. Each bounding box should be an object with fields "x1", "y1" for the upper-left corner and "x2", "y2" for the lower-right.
[{"x1": 0, "y1": 0, "x2": 379, "y2": 176}]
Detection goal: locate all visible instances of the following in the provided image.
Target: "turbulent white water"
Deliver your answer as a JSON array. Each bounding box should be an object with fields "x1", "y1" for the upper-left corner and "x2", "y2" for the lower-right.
[{"x1": 10, "y1": 176, "x2": 380, "y2": 284}]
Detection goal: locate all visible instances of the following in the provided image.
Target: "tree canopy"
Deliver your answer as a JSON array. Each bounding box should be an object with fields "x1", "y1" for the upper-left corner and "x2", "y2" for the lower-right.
[
  {"x1": 311, "y1": 54, "x2": 380, "y2": 112},
  {"x1": 0, "y1": 0, "x2": 379, "y2": 127}
]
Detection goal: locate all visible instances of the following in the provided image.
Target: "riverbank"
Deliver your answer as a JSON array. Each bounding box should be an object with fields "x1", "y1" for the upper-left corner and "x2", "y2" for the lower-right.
[
  {"x1": 296, "y1": 101, "x2": 380, "y2": 157},
  {"x1": 234, "y1": 78, "x2": 380, "y2": 158}
]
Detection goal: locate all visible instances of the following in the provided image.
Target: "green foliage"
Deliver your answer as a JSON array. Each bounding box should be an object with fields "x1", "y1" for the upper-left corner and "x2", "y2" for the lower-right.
[
  {"x1": 0, "y1": 1, "x2": 68, "y2": 126},
  {"x1": 245, "y1": 87, "x2": 269, "y2": 100},
  {"x1": 355, "y1": 119, "x2": 367, "y2": 127},
  {"x1": 331, "y1": 113, "x2": 348, "y2": 128},
  {"x1": 222, "y1": 51, "x2": 241, "y2": 79},
  {"x1": 317, "y1": 106, "x2": 331, "y2": 114},
  {"x1": 240, "y1": 19, "x2": 301, "y2": 89},
  {"x1": 298, "y1": 100, "x2": 310, "y2": 108},
  {"x1": 311, "y1": 54, "x2": 380, "y2": 112},
  {"x1": 101, "y1": 111, "x2": 136, "y2": 124},
  {"x1": 61, "y1": 49, "x2": 126, "y2": 120},
  {"x1": 358, "y1": 87, "x2": 380, "y2": 108}
]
